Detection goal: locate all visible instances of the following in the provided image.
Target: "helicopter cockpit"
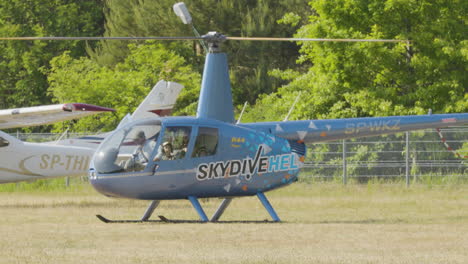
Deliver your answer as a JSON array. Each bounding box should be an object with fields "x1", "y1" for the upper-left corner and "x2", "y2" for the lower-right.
[
  {"x1": 92, "y1": 117, "x2": 221, "y2": 177},
  {"x1": 93, "y1": 117, "x2": 218, "y2": 174},
  {"x1": 93, "y1": 119, "x2": 162, "y2": 174}
]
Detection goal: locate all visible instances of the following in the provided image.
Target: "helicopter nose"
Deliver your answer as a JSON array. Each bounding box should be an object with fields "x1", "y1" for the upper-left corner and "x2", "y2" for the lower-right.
[
  {"x1": 88, "y1": 168, "x2": 119, "y2": 198},
  {"x1": 89, "y1": 176, "x2": 116, "y2": 198}
]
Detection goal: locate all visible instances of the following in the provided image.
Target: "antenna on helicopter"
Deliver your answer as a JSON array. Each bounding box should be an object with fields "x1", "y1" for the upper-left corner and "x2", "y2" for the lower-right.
[
  {"x1": 173, "y1": 2, "x2": 208, "y2": 53},
  {"x1": 236, "y1": 101, "x2": 249, "y2": 124},
  {"x1": 283, "y1": 92, "x2": 301, "y2": 121}
]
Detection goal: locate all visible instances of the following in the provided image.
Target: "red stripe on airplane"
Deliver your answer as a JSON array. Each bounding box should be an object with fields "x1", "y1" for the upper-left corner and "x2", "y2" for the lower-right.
[{"x1": 149, "y1": 109, "x2": 172, "y2": 117}]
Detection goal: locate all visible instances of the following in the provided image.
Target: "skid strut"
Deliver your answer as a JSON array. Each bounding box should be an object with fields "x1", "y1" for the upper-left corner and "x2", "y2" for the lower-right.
[
  {"x1": 141, "y1": 200, "x2": 160, "y2": 221},
  {"x1": 210, "y1": 198, "x2": 233, "y2": 222},
  {"x1": 96, "y1": 194, "x2": 280, "y2": 223},
  {"x1": 188, "y1": 196, "x2": 209, "y2": 222},
  {"x1": 257, "y1": 192, "x2": 281, "y2": 222}
]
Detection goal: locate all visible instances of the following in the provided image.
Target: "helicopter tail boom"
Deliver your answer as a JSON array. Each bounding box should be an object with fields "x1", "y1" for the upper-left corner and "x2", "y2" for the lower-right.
[{"x1": 242, "y1": 113, "x2": 468, "y2": 143}]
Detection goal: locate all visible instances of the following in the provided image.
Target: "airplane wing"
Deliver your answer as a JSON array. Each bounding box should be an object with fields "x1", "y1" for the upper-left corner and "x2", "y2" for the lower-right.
[
  {"x1": 55, "y1": 80, "x2": 184, "y2": 149},
  {"x1": 0, "y1": 103, "x2": 115, "y2": 130},
  {"x1": 241, "y1": 113, "x2": 468, "y2": 143}
]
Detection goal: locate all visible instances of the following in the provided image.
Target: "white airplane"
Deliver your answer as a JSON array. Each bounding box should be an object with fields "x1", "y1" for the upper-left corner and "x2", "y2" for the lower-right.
[
  {"x1": 0, "y1": 80, "x2": 183, "y2": 183},
  {"x1": 0, "y1": 103, "x2": 114, "y2": 130}
]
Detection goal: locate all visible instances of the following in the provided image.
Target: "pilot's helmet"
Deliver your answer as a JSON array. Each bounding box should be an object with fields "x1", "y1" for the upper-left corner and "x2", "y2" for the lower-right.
[{"x1": 162, "y1": 141, "x2": 173, "y2": 152}]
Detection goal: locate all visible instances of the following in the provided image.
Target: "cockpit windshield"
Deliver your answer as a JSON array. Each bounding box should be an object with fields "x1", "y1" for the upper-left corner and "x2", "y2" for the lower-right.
[{"x1": 94, "y1": 119, "x2": 161, "y2": 174}]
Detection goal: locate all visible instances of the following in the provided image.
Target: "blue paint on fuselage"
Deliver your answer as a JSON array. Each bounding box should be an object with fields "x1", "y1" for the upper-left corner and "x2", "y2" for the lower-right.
[
  {"x1": 89, "y1": 113, "x2": 468, "y2": 200},
  {"x1": 89, "y1": 117, "x2": 302, "y2": 200},
  {"x1": 197, "y1": 53, "x2": 234, "y2": 123}
]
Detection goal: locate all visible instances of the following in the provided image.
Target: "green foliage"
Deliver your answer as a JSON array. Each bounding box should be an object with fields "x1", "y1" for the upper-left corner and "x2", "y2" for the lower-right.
[
  {"x1": 2, "y1": 0, "x2": 467, "y2": 133},
  {"x1": 0, "y1": 177, "x2": 88, "y2": 193},
  {"x1": 0, "y1": 0, "x2": 104, "y2": 116},
  {"x1": 249, "y1": 0, "x2": 468, "y2": 121},
  {"x1": 93, "y1": 0, "x2": 310, "y2": 111},
  {"x1": 47, "y1": 43, "x2": 201, "y2": 132}
]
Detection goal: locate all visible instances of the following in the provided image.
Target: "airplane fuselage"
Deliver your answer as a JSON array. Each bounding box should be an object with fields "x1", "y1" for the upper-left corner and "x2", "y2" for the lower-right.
[{"x1": 0, "y1": 132, "x2": 94, "y2": 183}]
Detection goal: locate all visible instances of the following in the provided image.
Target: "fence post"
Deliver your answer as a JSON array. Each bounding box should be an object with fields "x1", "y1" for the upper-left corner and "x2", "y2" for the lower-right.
[
  {"x1": 343, "y1": 139, "x2": 347, "y2": 185},
  {"x1": 65, "y1": 129, "x2": 70, "y2": 187},
  {"x1": 405, "y1": 131, "x2": 410, "y2": 187}
]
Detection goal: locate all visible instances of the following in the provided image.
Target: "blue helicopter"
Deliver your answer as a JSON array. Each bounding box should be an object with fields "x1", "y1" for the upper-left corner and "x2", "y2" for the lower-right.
[
  {"x1": 3, "y1": 4, "x2": 467, "y2": 223},
  {"x1": 85, "y1": 30, "x2": 467, "y2": 223}
]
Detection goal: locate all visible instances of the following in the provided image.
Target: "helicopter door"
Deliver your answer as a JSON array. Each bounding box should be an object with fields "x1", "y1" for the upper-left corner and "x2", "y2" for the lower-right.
[{"x1": 153, "y1": 126, "x2": 192, "y2": 162}]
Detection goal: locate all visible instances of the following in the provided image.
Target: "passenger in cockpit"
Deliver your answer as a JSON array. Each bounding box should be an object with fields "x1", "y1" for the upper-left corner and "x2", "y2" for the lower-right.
[
  {"x1": 195, "y1": 146, "x2": 208, "y2": 157},
  {"x1": 162, "y1": 142, "x2": 176, "y2": 160},
  {"x1": 154, "y1": 141, "x2": 176, "y2": 161}
]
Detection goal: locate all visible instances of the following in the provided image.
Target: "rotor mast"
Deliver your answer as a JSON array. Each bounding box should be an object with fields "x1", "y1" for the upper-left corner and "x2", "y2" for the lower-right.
[{"x1": 196, "y1": 32, "x2": 235, "y2": 123}]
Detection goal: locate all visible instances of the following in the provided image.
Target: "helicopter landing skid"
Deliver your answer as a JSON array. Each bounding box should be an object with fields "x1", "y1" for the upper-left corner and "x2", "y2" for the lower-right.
[
  {"x1": 95, "y1": 214, "x2": 277, "y2": 224},
  {"x1": 157, "y1": 215, "x2": 207, "y2": 223},
  {"x1": 95, "y1": 214, "x2": 159, "y2": 223},
  {"x1": 96, "y1": 193, "x2": 281, "y2": 223},
  {"x1": 95, "y1": 214, "x2": 205, "y2": 224}
]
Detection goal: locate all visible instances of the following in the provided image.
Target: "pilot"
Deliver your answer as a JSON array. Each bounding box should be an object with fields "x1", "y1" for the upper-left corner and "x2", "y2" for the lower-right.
[
  {"x1": 125, "y1": 131, "x2": 154, "y2": 170},
  {"x1": 134, "y1": 131, "x2": 150, "y2": 162}
]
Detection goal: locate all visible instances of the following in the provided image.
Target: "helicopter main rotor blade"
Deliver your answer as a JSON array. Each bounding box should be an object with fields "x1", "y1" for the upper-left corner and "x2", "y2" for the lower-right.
[
  {"x1": 0, "y1": 36, "x2": 202, "y2": 41},
  {"x1": 226, "y1": 37, "x2": 408, "y2": 43},
  {"x1": 0, "y1": 36, "x2": 408, "y2": 43}
]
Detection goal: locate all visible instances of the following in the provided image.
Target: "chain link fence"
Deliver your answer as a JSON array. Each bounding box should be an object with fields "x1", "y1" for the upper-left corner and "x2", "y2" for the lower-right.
[
  {"x1": 301, "y1": 127, "x2": 467, "y2": 184},
  {"x1": 10, "y1": 127, "x2": 468, "y2": 185}
]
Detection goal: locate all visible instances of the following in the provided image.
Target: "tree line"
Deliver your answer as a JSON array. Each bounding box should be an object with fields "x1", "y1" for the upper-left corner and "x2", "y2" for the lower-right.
[{"x1": 1, "y1": 0, "x2": 466, "y2": 133}]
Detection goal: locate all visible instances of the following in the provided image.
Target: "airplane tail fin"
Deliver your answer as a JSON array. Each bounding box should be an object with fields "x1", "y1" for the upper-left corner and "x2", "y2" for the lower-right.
[
  {"x1": 131, "y1": 80, "x2": 183, "y2": 120},
  {"x1": 46, "y1": 80, "x2": 183, "y2": 149}
]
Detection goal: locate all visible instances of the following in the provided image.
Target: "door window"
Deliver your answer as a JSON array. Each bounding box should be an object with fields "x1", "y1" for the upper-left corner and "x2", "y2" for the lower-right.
[
  {"x1": 192, "y1": 127, "x2": 218, "y2": 158},
  {"x1": 154, "y1": 126, "x2": 191, "y2": 161}
]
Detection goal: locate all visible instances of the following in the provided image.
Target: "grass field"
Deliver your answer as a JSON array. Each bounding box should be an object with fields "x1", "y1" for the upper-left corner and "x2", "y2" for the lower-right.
[{"x1": 0, "y1": 181, "x2": 467, "y2": 264}]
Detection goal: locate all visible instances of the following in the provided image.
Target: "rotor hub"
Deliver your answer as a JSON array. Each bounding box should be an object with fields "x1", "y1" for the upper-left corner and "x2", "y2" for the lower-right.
[{"x1": 201, "y1": 32, "x2": 226, "y2": 53}]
